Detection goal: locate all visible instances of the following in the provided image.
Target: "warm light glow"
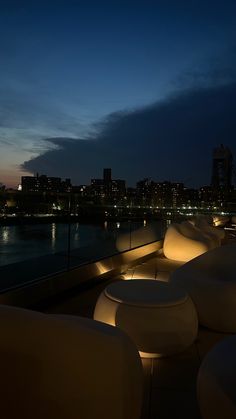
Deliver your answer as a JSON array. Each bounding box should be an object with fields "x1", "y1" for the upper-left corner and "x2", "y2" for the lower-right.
[
  {"x1": 96, "y1": 261, "x2": 109, "y2": 274},
  {"x1": 213, "y1": 215, "x2": 229, "y2": 227},
  {"x1": 139, "y1": 351, "x2": 160, "y2": 359},
  {"x1": 94, "y1": 295, "x2": 119, "y2": 327},
  {"x1": 132, "y1": 274, "x2": 156, "y2": 280},
  {"x1": 122, "y1": 273, "x2": 133, "y2": 280},
  {"x1": 163, "y1": 221, "x2": 214, "y2": 262}
]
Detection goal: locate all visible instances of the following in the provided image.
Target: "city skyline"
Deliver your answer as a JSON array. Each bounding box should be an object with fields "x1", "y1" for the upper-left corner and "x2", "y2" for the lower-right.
[
  {"x1": 2, "y1": 167, "x2": 236, "y2": 217},
  {"x1": 0, "y1": 1, "x2": 236, "y2": 188},
  {"x1": 2, "y1": 142, "x2": 235, "y2": 191},
  {"x1": 8, "y1": 144, "x2": 236, "y2": 191}
]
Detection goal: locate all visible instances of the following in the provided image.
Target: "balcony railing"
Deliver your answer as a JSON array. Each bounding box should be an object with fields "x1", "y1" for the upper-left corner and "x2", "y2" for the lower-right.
[{"x1": 0, "y1": 219, "x2": 166, "y2": 293}]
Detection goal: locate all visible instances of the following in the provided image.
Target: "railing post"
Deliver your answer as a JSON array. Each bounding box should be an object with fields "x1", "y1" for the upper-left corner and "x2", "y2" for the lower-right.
[
  {"x1": 129, "y1": 220, "x2": 132, "y2": 250},
  {"x1": 67, "y1": 194, "x2": 71, "y2": 271}
]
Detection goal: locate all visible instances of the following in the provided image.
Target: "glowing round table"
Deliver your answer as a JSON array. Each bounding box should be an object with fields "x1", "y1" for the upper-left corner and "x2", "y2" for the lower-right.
[{"x1": 94, "y1": 280, "x2": 198, "y2": 358}]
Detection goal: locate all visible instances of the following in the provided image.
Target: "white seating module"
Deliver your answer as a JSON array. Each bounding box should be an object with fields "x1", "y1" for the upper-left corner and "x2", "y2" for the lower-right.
[
  {"x1": 163, "y1": 221, "x2": 217, "y2": 262},
  {"x1": 94, "y1": 280, "x2": 198, "y2": 358},
  {"x1": 170, "y1": 243, "x2": 236, "y2": 332},
  {"x1": 0, "y1": 305, "x2": 143, "y2": 419},
  {"x1": 197, "y1": 334, "x2": 236, "y2": 419},
  {"x1": 193, "y1": 215, "x2": 225, "y2": 242}
]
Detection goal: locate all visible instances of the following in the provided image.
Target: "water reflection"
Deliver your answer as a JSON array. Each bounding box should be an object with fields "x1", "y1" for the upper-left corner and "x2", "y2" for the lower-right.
[
  {"x1": 74, "y1": 223, "x2": 80, "y2": 242},
  {"x1": 51, "y1": 223, "x2": 56, "y2": 250},
  {"x1": 2, "y1": 227, "x2": 9, "y2": 244},
  {"x1": 0, "y1": 220, "x2": 165, "y2": 267}
]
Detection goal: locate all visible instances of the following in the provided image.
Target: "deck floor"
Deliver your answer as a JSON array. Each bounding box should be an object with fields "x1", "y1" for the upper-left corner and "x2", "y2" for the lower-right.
[
  {"x1": 140, "y1": 327, "x2": 226, "y2": 419},
  {"x1": 43, "y1": 254, "x2": 231, "y2": 419}
]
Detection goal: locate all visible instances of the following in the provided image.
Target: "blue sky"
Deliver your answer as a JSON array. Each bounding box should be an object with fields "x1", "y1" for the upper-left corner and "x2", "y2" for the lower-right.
[{"x1": 0, "y1": 0, "x2": 236, "y2": 187}]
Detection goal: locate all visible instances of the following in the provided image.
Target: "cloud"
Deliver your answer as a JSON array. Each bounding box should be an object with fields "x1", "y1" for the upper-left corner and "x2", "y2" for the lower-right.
[
  {"x1": 0, "y1": 139, "x2": 13, "y2": 146},
  {"x1": 174, "y1": 45, "x2": 236, "y2": 90},
  {"x1": 0, "y1": 79, "x2": 89, "y2": 151},
  {"x1": 21, "y1": 81, "x2": 236, "y2": 187}
]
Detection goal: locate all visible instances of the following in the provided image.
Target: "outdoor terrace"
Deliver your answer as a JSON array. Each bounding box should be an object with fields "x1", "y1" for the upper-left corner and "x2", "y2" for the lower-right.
[
  {"x1": 1, "y1": 217, "x2": 235, "y2": 418},
  {"x1": 39, "y1": 249, "x2": 233, "y2": 419}
]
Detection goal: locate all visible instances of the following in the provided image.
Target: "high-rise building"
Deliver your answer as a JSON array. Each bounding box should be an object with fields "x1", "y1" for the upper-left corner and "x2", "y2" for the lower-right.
[
  {"x1": 103, "y1": 168, "x2": 112, "y2": 197},
  {"x1": 136, "y1": 179, "x2": 185, "y2": 207},
  {"x1": 103, "y1": 168, "x2": 112, "y2": 183},
  {"x1": 91, "y1": 169, "x2": 126, "y2": 202},
  {"x1": 211, "y1": 145, "x2": 233, "y2": 189},
  {"x1": 21, "y1": 174, "x2": 71, "y2": 193}
]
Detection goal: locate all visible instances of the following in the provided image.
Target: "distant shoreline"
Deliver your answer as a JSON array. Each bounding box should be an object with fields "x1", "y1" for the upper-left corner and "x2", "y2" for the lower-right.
[
  {"x1": 0, "y1": 213, "x2": 164, "y2": 226},
  {"x1": 1, "y1": 207, "x2": 230, "y2": 226}
]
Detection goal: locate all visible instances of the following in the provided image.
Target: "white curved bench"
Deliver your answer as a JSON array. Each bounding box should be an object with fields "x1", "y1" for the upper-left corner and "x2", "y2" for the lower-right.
[
  {"x1": 0, "y1": 305, "x2": 143, "y2": 419},
  {"x1": 163, "y1": 221, "x2": 217, "y2": 262},
  {"x1": 194, "y1": 216, "x2": 225, "y2": 242},
  {"x1": 170, "y1": 243, "x2": 236, "y2": 332},
  {"x1": 197, "y1": 334, "x2": 236, "y2": 419}
]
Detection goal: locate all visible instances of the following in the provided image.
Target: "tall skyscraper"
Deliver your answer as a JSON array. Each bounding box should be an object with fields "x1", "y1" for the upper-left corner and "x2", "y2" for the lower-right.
[
  {"x1": 103, "y1": 168, "x2": 112, "y2": 197},
  {"x1": 103, "y1": 168, "x2": 112, "y2": 183},
  {"x1": 91, "y1": 168, "x2": 126, "y2": 202},
  {"x1": 211, "y1": 145, "x2": 233, "y2": 189}
]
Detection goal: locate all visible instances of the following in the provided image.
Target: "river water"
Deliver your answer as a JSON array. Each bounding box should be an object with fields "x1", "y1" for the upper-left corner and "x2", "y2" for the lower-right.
[{"x1": 0, "y1": 220, "x2": 165, "y2": 267}]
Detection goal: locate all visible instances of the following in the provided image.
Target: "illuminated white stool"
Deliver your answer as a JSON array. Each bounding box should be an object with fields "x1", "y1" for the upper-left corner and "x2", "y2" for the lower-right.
[{"x1": 94, "y1": 280, "x2": 198, "y2": 358}]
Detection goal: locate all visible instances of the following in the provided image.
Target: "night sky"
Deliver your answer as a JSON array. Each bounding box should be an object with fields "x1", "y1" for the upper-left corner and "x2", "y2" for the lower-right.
[{"x1": 0, "y1": 0, "x2": 236, "y2": 188}]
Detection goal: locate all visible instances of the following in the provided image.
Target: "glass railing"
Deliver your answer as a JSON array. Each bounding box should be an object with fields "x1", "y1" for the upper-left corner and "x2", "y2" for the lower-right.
[{"x1": 0, "y1": 219, "x2": 166, "y2": 291}]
